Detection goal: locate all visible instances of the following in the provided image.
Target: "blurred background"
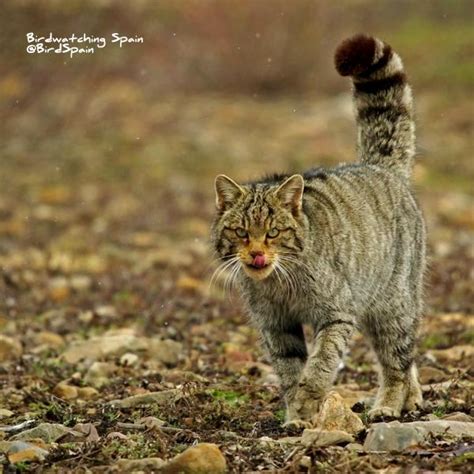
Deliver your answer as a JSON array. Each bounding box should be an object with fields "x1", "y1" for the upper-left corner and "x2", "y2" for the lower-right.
[{"x1": 0, "y1": 0, "x2": 472, "y2": 469}]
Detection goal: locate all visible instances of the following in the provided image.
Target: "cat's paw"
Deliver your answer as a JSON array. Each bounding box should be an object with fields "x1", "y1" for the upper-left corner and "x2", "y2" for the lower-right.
[
  {"x1": 368, "y1": 406, "x2": 401, "y2": 421},
  {"x1": 289, "y1": 388, "x2": 322, "y2": 421},
  {"x1": 282, "y1": 419, "x2": 312, "y2": 430}
]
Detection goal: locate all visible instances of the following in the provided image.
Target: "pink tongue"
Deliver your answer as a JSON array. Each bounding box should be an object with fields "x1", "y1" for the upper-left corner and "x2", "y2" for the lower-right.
[{"x1": 253, "y1": 254, "x2": 266, "y2": 268}]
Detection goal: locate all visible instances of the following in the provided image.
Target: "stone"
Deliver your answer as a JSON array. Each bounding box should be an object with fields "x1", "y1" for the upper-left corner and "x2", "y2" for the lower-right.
[
  {"x1": 430, "y1": 345, "x2": 474, "y2": 362},
  {"x1": 53, "y1": 382, "x2": 78, "y2": 400},
  {"x1": 108, "y1": 389, "x2": 181, "y2": 408},
  {"x1": 442, "y1": 412, "x2": 473, "y2": 422},
  {"x1": 418, "y1": 366, "x2": 448, "y2": 384},
  {"x1": 147, "y1": 338, "x2": 183, "y2": 366},
  {"x1": 61, "y1": 333, "x2": 181, "y2": 366},
  {"x1": 161, "y1": 443, "x2": 226, "y2": 474},
  {"x1": 34, "y1": 331, "x2": 65, "y2": 349},
  {"x1": 301, "y1": 429, "x2": 354, "y2": 447},
  {"x1": 72, "y1": 423, "x2": 100, "y2": 442},
  {"x1": 115, "y1": 458, "x2": 165, "y2": 471},
  {"x1": 61, "y1": 334, "x2": 148, "y2": 363},
  {"x1": 313, "y1": 391, "x2": 364, "y2": 434},
  {"x1": 0, "y1": 409, "x2": 14, "y2": 419},
  {"x1": 77, "y1": 387, "x2": 99, "y2": 399},
  {"x1": 84, "y1": 362, "x2": 116, "y2": 388},
  {"x1": 70, "y1": 275, "x2": 92, "y2": 291},
  {"x1": 11, "y1": 423, "x2": 72, "y2": 443},
  {"x1": 120, "y1": 352, "x2": 139, "y2": 367},
  {"x1": 346, "y1": 442, "x2": 365, "y2": 452},
  {"x1": 334, "y1": 386, "x2": 374, "y2": 407},
  {"x1": 404, "y1": 420, "x2": 474, "y2": 438},
  {"x1": 364, "y1": 421, "x2": 424, "y2": 452},
  {"x1": 6, "y1": 441, "x2": 49, "y2": 463},
  {"x1": 0, "y1": 335, "x2": 22, "y2": 362}
]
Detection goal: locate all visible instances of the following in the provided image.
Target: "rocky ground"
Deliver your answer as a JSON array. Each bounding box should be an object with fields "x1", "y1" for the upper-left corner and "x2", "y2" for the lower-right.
[{"x1": 0, "y1": 82, "x2": 473, "y2": 472}]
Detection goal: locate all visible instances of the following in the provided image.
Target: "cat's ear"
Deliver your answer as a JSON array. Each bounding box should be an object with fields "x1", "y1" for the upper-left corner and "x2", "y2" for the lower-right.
[
  {"x1": 214, "y1": 175, "x2": 244, "y2": 211},
  {"x1": 275, "y1": 174, "x2": 304, "y2": 215}
]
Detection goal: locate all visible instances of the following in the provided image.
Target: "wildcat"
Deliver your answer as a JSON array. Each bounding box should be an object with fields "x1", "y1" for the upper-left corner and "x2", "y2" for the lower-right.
[{"x1": 211, "y1": 34, "x2": 425, "y2": 425}]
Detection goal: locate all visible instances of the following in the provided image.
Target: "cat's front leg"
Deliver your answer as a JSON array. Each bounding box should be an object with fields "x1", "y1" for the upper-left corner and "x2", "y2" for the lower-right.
[
  {"x1": 290, "y1": 315, "x2": 355, "y2": 423},
  {"x1": 260, "y1": 324, "x2": 308, "y2": 424}
]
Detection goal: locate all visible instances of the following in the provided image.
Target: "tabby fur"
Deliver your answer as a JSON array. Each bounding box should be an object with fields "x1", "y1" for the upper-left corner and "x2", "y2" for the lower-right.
[{"x1": 211, "y1": 34, "x2": 425, "y2": 424}]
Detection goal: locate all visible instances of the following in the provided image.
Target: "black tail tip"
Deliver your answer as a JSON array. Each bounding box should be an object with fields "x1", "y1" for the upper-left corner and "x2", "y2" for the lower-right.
[{"x1": 334, "y1": 34, "x2": 378, "y2": 77}]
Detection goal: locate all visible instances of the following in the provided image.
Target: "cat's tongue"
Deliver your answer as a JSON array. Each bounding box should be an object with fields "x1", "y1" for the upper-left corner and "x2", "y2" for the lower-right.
[{"x1": 252, "y1": 254, "x2": 267, "y2": 269}]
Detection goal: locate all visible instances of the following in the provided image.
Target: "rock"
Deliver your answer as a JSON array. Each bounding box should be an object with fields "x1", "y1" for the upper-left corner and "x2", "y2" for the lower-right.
[
  {"x1": 34, "y1": 331, "x2": 65, "y2": 349},
  {"x1": 0, "y1": 335, "x2": 22, "y2": 362},
  {"x1": 404, "y1": 420, "x2": 474, "y2": 438},
  {"x1": 301, "y1": 429, "x2": 354, "y2": 447},
  {"x1": 120, "y1": 352, "x2": 139, "y2": 367},
  {"x1": 364, "y1": 422, "x2": 424, "y2": 452},
  {"x1": 11, "y1": 423, "x2": 72, "y2": 443},
  {"x1": 116, "y1": 458, "x2": 165, "y2": 471},
  {"x1": 53, "y1": 382, "x2": 78, "y2": 400},
  {"x1": 0, "y1": 409, "x2": 14, "y2": 419},
  {"x1": 138, "y1": 416, "x2": 166, "y2": 430},
  {"x1": 6, "y1": 441, "x2": 49, "y2": 463},
  {"x1": 334, "y1": 386, "x2": 374, "y2": 407},
  {"x1": 62, "y1": 334, "x2": 148, "y2": 363},
  {"x1": 346, "y1": 442, "x2": 365, "y2": 452},
  {"x1": 147, "y1": 339, "x2": 183, "y2": 366},
  {"x1": 442, "y1": 412, "x2": 473, "y2": 422},
  {"x1": 72, "y1": 423, "x2": 100, "y2": 442},
  {"x1": 418, "y1": 366, "x2": 448, "y2": 384},
  {"x1": 61, "y1": 333, "x2": 181, "y2": 366},
  {"x1": 48, "y1": 276, "x2": 70, "y2": 301},
  {"x1": 429, "y1": 345, "x2": 474, "y2": 362},
  {"x1": 70, "y1": 275, "x2": 92, "y2": 291},
  {"x1": 313, "y1": 391, "x2": 364, "y2": 434},
  {"x1": 161, "y1": 443, "x2": 226, "y2": 474},
  {"x1": 77, "y1": 387, "x2": 99, "y2": 399},
  {"x1": 164, "y1": 370, "x2": 208, "y2": 384},
  {"x1": 109, "y1": 389, "x2": 181, "y2": 408},
  {"x1": 84, "y1": 362, "x2": 116, "y2": 388},
  {"x1": 94, "y1": 305, "x2": 117, "y2": 319}
]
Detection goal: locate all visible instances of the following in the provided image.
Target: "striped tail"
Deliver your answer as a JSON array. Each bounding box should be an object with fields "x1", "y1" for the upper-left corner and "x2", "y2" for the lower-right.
[{"x1": 334, "y1": 34, "x2": 415, "y2": 180}]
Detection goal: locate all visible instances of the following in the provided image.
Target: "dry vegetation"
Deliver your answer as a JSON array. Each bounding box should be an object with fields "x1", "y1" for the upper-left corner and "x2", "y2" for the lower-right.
[{"x1": 0, "y1": 0, "x2": 473, "y2": 472}]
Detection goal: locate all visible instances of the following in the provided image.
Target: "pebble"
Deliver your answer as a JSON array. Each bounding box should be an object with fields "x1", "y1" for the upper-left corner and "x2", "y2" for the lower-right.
[
  {"x1": 418, "y1": 366, "x2": 448, "y2": 384},
  {"x1": 0, "y1": 409, "x2": 14, "y2": 419},
  {"x1": 0, "y1": 335, "x2": 22, "y2": 362},
  {"x1": 34, "y1": 331, "x2": 65, "y2": 349},
  {"x1": 53, "y1": 382, "x2": 78, "y2": 400},
  {"x1": 108, "y1": 389, "x2": 181, "y2": 408},
  {"x1": 120, "y1": 352, "x2": 139, "y2": 367},
  {"x1": 10, "y1": 423, "x2": 72, "y2": 443},
  {"x1": 364, "y1": 421, "x2": 424, "y2": 452},
  {"x1": 77, "y1": 387, "x2": 99, "y2": 399},
  {"x1": 84, "y1": 361, "x2": 116, "y2": 388},
  {"x1": 161, "y1": 443, "x2": 226, "y2": 474},
  {"x1": 6, "y1": 441, "x2": 49, "y2": 463},
  {"x1": 313, "y1": 391, "x2": 364, "y2": 434},
  {"x1": 301, "y1": 429, "x2": 354, "y2": 447}
]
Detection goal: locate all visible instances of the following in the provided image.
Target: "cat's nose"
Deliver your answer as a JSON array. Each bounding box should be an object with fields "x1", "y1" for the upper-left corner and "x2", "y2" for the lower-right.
[{"x1": 250, "y1": 250, "x2": 264, "y2": 258}]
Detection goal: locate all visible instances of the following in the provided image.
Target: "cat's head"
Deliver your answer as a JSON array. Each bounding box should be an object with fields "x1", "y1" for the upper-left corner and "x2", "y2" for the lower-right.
[{"x1": 211, "y1": 174, "x2": 306, "y2": 281}]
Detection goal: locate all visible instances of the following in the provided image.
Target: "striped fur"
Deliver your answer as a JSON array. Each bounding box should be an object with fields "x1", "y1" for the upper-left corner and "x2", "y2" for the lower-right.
[{"x1": 211, "y1": 35, "x2": 425, "y2": 424}]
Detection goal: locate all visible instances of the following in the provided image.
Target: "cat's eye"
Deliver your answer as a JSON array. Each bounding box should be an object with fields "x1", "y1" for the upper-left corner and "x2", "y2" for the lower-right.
[
  {"x1": 267, "y1": 228, "x2": 280, "y2": 238},
  {"x1": 235, "y1": 228, "x2": 248, "y2": 238}
]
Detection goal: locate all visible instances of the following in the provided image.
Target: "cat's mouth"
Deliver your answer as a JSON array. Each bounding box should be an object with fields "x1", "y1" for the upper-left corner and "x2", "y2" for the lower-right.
[{"x1": 243, "y1": 261, "x2": 274, "y2": 280}]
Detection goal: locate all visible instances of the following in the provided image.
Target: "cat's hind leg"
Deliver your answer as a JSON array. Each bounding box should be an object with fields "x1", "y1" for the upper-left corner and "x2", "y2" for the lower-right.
[{"x1": 366, "y1": 313, "x2": 420, "y2": 419}]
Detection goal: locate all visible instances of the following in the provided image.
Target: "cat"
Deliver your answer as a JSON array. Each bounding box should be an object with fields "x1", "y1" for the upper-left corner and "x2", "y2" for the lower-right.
[{"x1": 211, "y1": 34, "x2": 425, "y2": 426}]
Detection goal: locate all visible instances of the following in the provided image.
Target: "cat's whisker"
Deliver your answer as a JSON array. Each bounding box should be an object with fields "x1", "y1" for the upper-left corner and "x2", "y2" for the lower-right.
[{"x1": 209, "y1": 256, "x2": 240, "y2": 291}]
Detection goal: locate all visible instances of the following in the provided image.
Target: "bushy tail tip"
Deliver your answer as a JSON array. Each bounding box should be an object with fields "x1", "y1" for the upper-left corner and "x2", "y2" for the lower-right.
[{"x1": 334, "y1": 34, "x2": 385, "y2": 77}]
